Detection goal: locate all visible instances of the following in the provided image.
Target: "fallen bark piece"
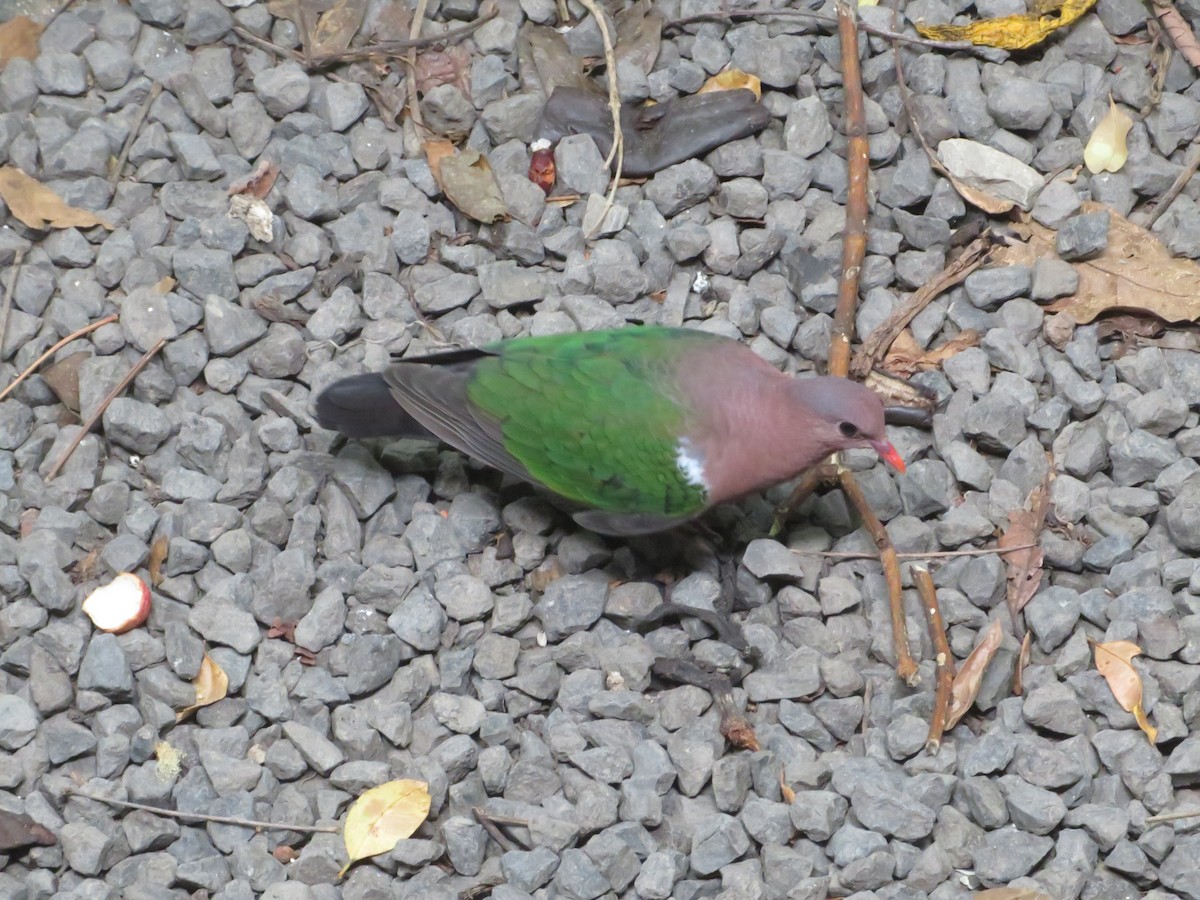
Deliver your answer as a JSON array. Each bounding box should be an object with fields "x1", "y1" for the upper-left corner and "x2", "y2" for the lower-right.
[{"x1": 538, "y1": 87, "x2": 770, "y2": 177}]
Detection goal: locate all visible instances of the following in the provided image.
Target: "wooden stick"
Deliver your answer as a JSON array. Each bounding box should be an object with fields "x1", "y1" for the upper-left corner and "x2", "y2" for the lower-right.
[
  {"x1": 0, "y1": 314, "x2": 118, "y2": 403},
  {"x1": 45, "y1": 338, "x2": 165, "y2": 481},
  {"x1": 577, "y1": 0, "x2": 624, "y2": 238},
  {"x1": 110, "y1": 83, "x2": 162, "y2": 186},
  {"x1": 771, "y1": 461, "x2": 839, "y2": 535},
  {"x1": 1138, "y1": 139, "x2": 1200, "y2": 228},
  {"x1": 472, "y1": 807, "x2": 520, "y2": 852},
  {"x1": 829, "y1": 0, "x2": 868, "y2": 380},
  {"x1": 850, "y1": 236, "x2": 993, "y2": 378},
  {"x1": 798, "y1": 543, "x2": 1038, "y2": 560},
  {"x1": 232, "y1": 15, "x2": 492, "y2": 70},
  {"x1": 839, "y1": 467, "x2": 918, "y2": 685},
  {"x1": 0, "y1": 249, "x2": 23, "y2": 359},
  {"x1": 914, "y1": 564, "x2": 954, "y2": 752},
  {"x1": 1147, "y1": 808, "x2": 1200, "y2": 824},
  {"x1": 67, "y1": 788, "x2": 338, "y2": 833}
]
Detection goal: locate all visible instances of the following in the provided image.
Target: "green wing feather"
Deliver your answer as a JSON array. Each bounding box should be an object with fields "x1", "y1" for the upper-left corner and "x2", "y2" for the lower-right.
[{"x1": 466, "y1": 328, "x2": 718, "y2": 518}]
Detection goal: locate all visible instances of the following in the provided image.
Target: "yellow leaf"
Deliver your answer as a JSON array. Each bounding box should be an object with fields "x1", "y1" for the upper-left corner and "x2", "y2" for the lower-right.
[
  {"x1": 915, "y1": 0, "x2": 1097, "y2": 50},
  {"x1": 945, "y1": 620, "x2": 1003, "y2": 730},
  {"x1": 175, "y1": 654, "x2": 229, "y2": 722},
  {"x1": 698, "y1": 69, "x2": 762, "y2": 101},
  {"x1": 0, "y1": 166, "x2": 113, "y2": 230},
  {"x1": 779, "y1": 772, "x2": 796, "y2": 803},
  {"x1": 1093, "y1": 640, "x2": 1157, "y2": 743},
  {"x1": 0, "y1": 16, "x2": 42, "y2": 70},
  {"x1": 340, "y1": 780, "x2": 432, "y2": 877},
  {"x1": 1084, "y1": 95, "x2": 1133, "y2": 174}
]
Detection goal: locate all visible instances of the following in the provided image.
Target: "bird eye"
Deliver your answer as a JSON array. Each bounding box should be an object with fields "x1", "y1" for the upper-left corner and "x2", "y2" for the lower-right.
[{"x1": 839, "y1": 422, "x2": 859, "y2": 438}]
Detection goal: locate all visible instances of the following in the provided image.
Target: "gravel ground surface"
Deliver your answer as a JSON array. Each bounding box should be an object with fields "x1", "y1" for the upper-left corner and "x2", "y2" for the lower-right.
[{"x1": 4, "y1": 0, "x2": 1200, "y2": 898}]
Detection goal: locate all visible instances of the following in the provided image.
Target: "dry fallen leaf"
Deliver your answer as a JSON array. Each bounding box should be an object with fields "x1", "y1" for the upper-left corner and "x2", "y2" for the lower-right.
[
  {"x1": 615, "y1": 1, "x2": 664, "y2": 77},
  {"x1": 994, "y1": 200, "x2": 1200, "y2": 324},
  {"x1": 0, "y1": 166, "x2": 113, "y2": 230},
  {"x1": 945, "y1": 619, "x2": 1004, "y2": 730},
  {"x1": 227, "y1": 159, "x2": 280, "y2": 199},
  {"x1": 518, "y1": 24, "x2": 590, "y2": 96},
  {"x1": 915, "y1": 0, "x2": 1096, "y2": 50},
  {"x1": 0, "y1": 15, "x2": 42, "y2": 70},
  {"x1": 415, "y1": 45, "x2": 472, "y2": 99},
  {"x1": 148, "y1": 534, "x2": 169, "y2": 587},
  {"x1": 372, "y1": 1, "x2": 413, "y2": 40},
  {"x1": 41, "y1": 351, "x2": 88, "y2": 414},
  {"x1": 176, "y1": 654, "x2": 229, "y2": 722},
  {"x1": 340, "y1": 780, "x2": 432, "y2": 877},
  {"x1": 1012, "y1": 630, "x2": 1033, "y2": 696},
  {"x1": 426, "y1": 144, "x2": 509, "y2": 224},
  {"x1": 974, "y1": 889, "x2": 1054, "y2": 900},
  {"x1": 883, "y1": 329, "x2": 979, "y2": 378},
  {"x1": 1093, "y1": 639, "x2": 1158, "y2": 743},
  {"x1": 699, "y1": 69, "x2": 763, "y2": 101},
  {"x1": 1084, "y1": 96, "x2": 1133, "y2": 174},
  {"x1": 1000, "y1": 468, "x2": 1051, "y2": 626},
  {"x1": 308, "y1": 0, "x2": 367, "y2": 57}
]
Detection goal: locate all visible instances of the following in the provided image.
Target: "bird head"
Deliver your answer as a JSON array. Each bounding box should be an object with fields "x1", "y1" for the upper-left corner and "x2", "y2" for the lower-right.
[{"x1": 792, "y1": 376, "x2": 906, "y2": 473}]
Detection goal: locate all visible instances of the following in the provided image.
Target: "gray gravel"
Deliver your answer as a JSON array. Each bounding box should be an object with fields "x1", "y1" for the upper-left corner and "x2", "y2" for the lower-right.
[{"x1": 2, "y1": 0, "x2": 1200, "y2": 898}]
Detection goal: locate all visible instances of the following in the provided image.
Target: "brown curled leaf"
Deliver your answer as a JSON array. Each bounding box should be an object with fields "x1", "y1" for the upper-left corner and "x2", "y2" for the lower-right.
[{"x1": 945, "y1": 620, "x2": 1004, "y2": 730}]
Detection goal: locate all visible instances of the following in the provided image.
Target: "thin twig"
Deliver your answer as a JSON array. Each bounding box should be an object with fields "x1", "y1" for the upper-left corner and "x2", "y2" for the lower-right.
[
  {"x1": 851, "y1": 236, "x2": 993, "y2": 378},
  {"x1": 472, "y1": 807, "x2": 520, "y2": 852},
  {"x1": 1147, "y1": 808, "x2": 1200, "y2": 824},
  {"x1": 110, "y1": 83, "x2": 162, "y2": 186},
  {"x1": 771, "y1": 462, "x2": 839, "y2": 535},
  {"x1": 840, "y1": 467, "x2": 918, "y2": 685},
  {"x1": 576, "y1": 0, "x2": 623, "y2": 239},
  {"x1": 67, "y1": 788, "x2": 339, "y2": 833},
  {"x1": 0, "y1": 314, "x2": 118, "y2": 403},
  {"x1": 404, "y1": 0, "x2": 433, "y2": 137},
  {"x1": 232, "y1": 24, "x2": 309, "y2": 65},
  {"x1": 829, "y1": 0, "x2": 868, "y2": 379},
  {"x1": 1138, "y1": 139, "x2": 1200, "y2": 228},
  {"x1": 914, "y1": 564, "x2": 954, "y2": 753},
  {"x1": 666, "y1": 7, "x2": 1005, "y2": 59},
  {"x1": 45, "y1": 338, "x2": 166, "y2": 481},
  {"x1": 0, "y1": 249, "x2": 24, "y2": 359},
  {"x1": 798, "y1": 543, "x2": 1038, "y2": 560},
  {"x1": 232, "y1": 16, "x2": 492, "y2": 70}
]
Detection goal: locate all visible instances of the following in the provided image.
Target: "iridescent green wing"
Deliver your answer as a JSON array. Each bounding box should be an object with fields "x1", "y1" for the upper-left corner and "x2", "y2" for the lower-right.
[{"x1": 466, "y1": 328, "x2": 717, "y2": 520}]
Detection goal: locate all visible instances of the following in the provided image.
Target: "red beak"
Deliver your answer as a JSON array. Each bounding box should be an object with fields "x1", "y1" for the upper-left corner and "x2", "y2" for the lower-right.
[{"x1": 871, "y1": 440, "x2": 906, "y2": 474}]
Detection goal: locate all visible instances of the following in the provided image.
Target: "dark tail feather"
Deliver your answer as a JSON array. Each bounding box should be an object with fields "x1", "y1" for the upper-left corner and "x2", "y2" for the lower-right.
[{"x1": 315, "y1": 373, "x2": 435, "y2": 439}]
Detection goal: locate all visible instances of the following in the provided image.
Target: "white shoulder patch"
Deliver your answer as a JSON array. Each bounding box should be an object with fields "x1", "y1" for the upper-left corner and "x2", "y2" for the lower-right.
[{"x1": 675, "y1": 439, "x2": 710, "y2": 492}]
